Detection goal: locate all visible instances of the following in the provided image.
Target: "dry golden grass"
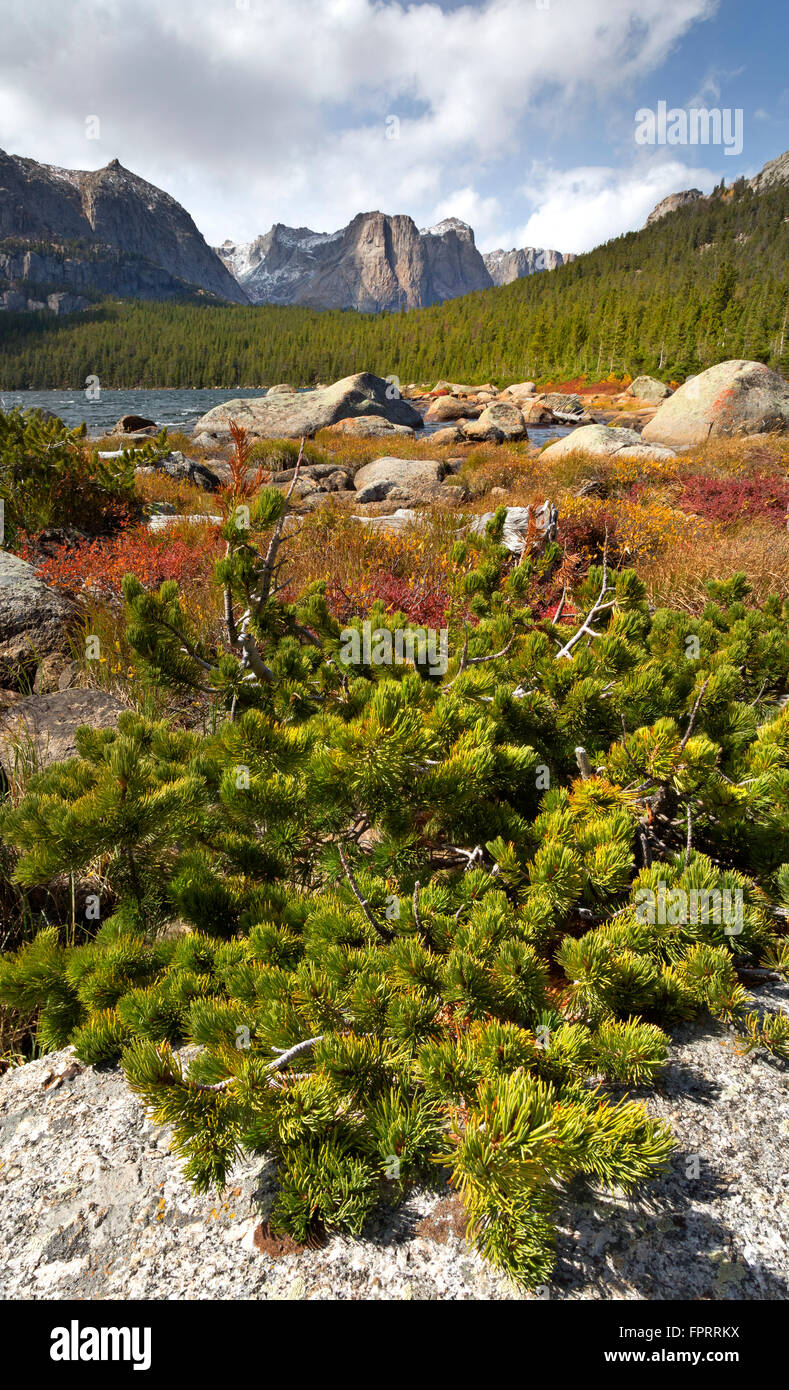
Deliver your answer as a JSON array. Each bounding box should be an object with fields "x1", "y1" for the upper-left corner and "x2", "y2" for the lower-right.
[
  {"x1": 0, "y1": 1003, "x2": 35, "y2": 1073},
  {"x1": 274, "y1": 431, "x2": 789, "y2": 603},
  {"x1": 134, "y1": 471, "x2": 220, "y2": 516},
  {"x1": 72, "y1": 582, "x2": 224, "y2": 730},
  {"x1": 90, "y1": 429, "x2": 217, "y2": 460},
  {"x1": 283, "y1": 503, "x2": 464, "y2": 601},
  {"x1": 312, "y1": 426, "x2": 479, "y2": 470},
  {"x1": 640, "y1": 519, "x2": 789, "y2": 609},
  {"x1": 677, "y1": 433, "x2": 789, "y2": 476}
]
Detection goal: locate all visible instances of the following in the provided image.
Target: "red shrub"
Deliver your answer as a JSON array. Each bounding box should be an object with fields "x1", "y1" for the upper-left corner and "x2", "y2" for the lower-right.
[
  {"x1": 676, "y1": 472, "x2": 789, "y2": 527},
  {"x1": 327, "y1": 572, "x2": 453, "y2": 628},
  {"x1": 558, "y1": 506, "x2": 620, "y2": 560}
]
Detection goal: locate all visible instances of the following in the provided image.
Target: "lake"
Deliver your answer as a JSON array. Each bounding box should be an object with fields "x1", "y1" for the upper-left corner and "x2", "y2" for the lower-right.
[
  {"x1": 0, "y1": 387, "x2": 272, "y2": 436},
  {"x1": 0, "y1": 387, "x2": 573, "y2": 449}
]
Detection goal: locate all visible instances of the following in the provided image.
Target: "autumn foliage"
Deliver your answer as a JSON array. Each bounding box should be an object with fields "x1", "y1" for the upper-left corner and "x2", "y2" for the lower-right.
[
  {"x1": 24, "y1": 524, "x2": 221, "y2": 602},
  {"x1": 677, "y1": 471, "x2": 789, "y2": 527}
]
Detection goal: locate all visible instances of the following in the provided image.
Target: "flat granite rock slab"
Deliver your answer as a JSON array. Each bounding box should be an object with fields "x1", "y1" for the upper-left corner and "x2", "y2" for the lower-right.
[
  {"x1": 1, "y1": 983, "x2": 787, "y2": 1301},
  {"x1": 0, "y1": 689, "x2": 126, "y2": 772}
]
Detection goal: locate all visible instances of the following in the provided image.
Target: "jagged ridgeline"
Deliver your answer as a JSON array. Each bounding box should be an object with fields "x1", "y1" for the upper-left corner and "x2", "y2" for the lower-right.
[
  {"x1": 0, "y1": 490, "x2": 788, "y2": 1287},
  {"x1": 1, "y1": 175, "x2": 787, "y2": 386}
]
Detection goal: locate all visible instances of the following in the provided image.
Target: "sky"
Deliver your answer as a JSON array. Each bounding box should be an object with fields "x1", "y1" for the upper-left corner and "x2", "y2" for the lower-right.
[{"x1": 0, "y1": 0, "x2": 787, "y2": 256}]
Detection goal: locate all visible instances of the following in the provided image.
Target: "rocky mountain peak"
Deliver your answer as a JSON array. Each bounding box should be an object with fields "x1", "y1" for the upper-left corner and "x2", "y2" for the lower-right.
[
  {"x1": 0, "y1": 149, "x2": 248, "y2": 308},
  {"x1": 645, "y1": 189, "x2": 704, "y2": 226},
  {"x1": 750, "y1": 148, "x2": 789, "y2": 191},
  {"x1": 420, "y1": 217, "x2": 476, "y2": 241},
  {"x1": 483, "y1": 245, "x2": 573, "y2": 285},
  {"x1": 215, "y1": 210, "x2": 489, "y2": 311}
]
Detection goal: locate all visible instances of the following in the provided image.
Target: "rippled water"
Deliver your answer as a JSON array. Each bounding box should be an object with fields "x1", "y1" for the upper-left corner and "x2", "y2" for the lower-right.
[
  {"x1": 0, "y1": 387, "x2": 573, "y2": 449},
  {"x1": 0, "y1": 387, "x2": 272, "y2": 436}
]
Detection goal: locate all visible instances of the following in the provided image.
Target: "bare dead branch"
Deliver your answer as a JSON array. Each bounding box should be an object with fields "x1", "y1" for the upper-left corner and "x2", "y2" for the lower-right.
[
  {"x1": 412, "y1": 880, "x2": 425, "y2": 938},
  {"x1": 684, "y1": 800, "x2": 693, "y2": 866},
  {"x1": 550, "y1": 539, "x2": 616, "y2": 663},
  {"x1": 185, "y1": 1034, "x2": 325, "y2": 1094},
  {"x1": 575, "y1": 746, "x2": 593, "y2": 780}
]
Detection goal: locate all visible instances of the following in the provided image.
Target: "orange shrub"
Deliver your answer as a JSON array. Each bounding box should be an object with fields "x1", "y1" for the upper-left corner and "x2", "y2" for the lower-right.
[{"x1": 25, "y1": 524, "x2": 221, "y2": 602}]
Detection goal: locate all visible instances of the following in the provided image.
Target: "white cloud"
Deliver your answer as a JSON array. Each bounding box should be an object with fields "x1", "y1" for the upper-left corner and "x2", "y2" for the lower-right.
[
  {"x1": 686, "y1": 65, "x2": 745, "y2": 109},
  {"x1": 0, "y1": 0, "x2": 720, "y2": 244},
  {"x1": 516, "y1": 158, "x2": 721, "y2": 254}
]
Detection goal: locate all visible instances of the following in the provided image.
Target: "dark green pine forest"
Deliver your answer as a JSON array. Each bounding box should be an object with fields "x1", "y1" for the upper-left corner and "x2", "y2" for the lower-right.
[{"x1": 1, "y1": 176, "x2": 788, "y2": 388}]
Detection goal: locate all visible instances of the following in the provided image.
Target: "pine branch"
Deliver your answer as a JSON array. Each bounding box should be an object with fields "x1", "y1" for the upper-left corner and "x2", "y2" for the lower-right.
[
  {"x1": 337, "y1": 842, "x2": 393, "y2": 943},
  {"x1": 443, "y1": 628, "x2": 514, "y2": 691},
  {"x1": 680, "y1": 678, "x2": 710, "y2": 751},
  {"x1": 257, "y1": 437, "x2": 305, "y2": 612}
]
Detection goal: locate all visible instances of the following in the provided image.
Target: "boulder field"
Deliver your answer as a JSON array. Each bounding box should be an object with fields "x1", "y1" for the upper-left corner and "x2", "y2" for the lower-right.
[
  {"x1": 189, "y1": 373, "x2": 603, "y2": 446},
  {"x1": 544, "y1": 361, "x2": 789, "y2": 456}
]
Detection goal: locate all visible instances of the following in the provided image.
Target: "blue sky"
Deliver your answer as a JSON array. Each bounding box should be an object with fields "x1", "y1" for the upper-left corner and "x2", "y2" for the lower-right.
[
  {"x1": 0, "y1": 0, "x2": 787, "y2": 253},
  {"x1": 522, "y1": 0, "x2": 788, "y2": 177}
]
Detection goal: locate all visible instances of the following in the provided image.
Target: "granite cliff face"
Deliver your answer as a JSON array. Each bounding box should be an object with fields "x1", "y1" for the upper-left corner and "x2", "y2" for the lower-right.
[
  {"x1": 0, "y1": 149, "x2": 574, "y2": 315},
  {"x1": 217, "y1": 213, "x2": 571, "y2": 310},
  {"x1": 0, "y1": 150, "x2": 248, "y2": 309},
  {"x1": 749, "y1": 148, "x2": 789, "y2": 192},
  {"x1": 217, "y1": 212, "x2": 491, "y2": 310},
  {"x1": 482, "y1": 245, "x2": 574, "y2": 285}
]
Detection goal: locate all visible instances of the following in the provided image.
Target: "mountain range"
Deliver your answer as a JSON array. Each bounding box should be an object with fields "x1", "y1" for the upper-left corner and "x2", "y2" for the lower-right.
[
  {"x1": 0, "y1": 151, "x2": 570, "y2": 315},
  {"x1": 0, "y1": 150, "x2": 246, "y2": 312},
  {"x1": 215, "y1": 214, "x2": 571, "y2": 310},
  {"x1": 2, "y1": 148, "x2": 788, "y2": 390}
]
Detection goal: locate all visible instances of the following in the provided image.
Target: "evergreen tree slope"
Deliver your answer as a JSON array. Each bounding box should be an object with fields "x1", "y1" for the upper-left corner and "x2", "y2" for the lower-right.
[
  {"x1": 1, "y1": 177, "x2": 788, "y2": 386},
  {"x1": 1, "y1": 498, "x2": 788, "y2": 1287}
]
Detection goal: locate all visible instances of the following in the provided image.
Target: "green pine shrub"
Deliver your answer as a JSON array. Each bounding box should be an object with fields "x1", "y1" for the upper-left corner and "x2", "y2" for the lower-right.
[
  {"x1": 0, "y1": 407, "x2": 167, "y2": 547},
  {"x1": 0, "y1": 492, "x2": 787, "y2": 1289}
]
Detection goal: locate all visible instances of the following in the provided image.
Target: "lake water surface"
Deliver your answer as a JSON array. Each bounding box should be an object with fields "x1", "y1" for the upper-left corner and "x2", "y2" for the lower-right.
[{"x1": 0, "y1": 387, "x2": 272, "y2": 436}]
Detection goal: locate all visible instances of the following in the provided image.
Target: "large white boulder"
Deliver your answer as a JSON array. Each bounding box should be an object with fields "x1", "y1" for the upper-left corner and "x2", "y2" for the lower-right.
[
  {"x1": 625, "y1": 376, "x2": 672, "y2": 404},
  {"x1": 353, "y1": 456, "x2": 445, "y2": 504},
  {"x1": 473, "y1": 401, "x2": 529, "y2": 441},
  {"x1": 539, "y1": 424, "x2": 676, "y2": 463},
  {"x1": 192, "y1": 373, "x2": 423, "y2": 442}
]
